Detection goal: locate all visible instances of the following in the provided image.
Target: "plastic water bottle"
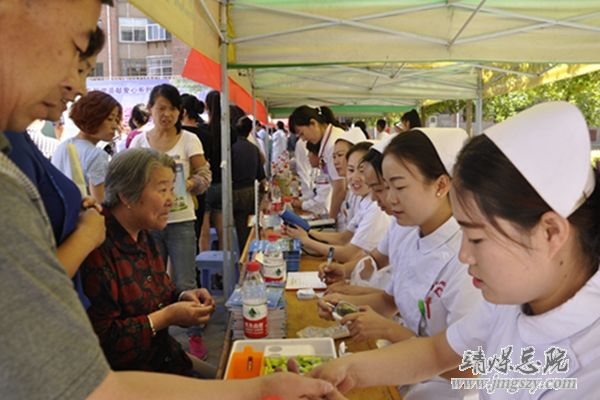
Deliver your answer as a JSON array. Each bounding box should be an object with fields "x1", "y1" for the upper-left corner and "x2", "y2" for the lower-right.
[
  {"x1": 242, "y1": 261, "x2": 268, "y2": 339},
  {"x1": 271, "y1": 182, "x2": 282, "y2": 212},
  {"x1": 262, "y1": 233, "x2": 286, "y2": 283}
]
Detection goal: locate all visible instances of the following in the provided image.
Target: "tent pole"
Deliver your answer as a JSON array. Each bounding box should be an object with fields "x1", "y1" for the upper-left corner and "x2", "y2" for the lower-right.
[
  {"x1": 475, "y1": 69, "x2": 483, "y2": 135},
  {"x1": 219, "y1": 0, "x2": 234, "y2": 298}
]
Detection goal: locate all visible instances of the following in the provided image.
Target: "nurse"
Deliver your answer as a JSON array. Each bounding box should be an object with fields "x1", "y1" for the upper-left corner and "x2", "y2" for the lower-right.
[
  {"x1": 320, "y1": 136, "x2": 414, "y2": 294},
  {"x1": 332, "y1": 128, "x2": 369, "y2": 230},
  {"x1": 289, "y1": 105, "x2": 347, "y2": 220},
  {"x1": 318, "y1": 128, "x2": 482, "y2": 399},
  {"x1": 311, "y1": 102, "x2": 600, "y2": 399},
  {"x1": 286, "y1": 141, "x2": 391, "y2": 263}
]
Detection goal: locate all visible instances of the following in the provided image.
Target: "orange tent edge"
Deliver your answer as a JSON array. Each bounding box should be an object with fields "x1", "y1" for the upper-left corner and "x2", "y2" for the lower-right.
[{"x1": 182, "y1": 50, "x2": 268, "y2": 124}]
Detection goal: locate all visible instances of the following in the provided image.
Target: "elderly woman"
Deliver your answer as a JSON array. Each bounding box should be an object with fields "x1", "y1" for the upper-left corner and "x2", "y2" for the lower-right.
[{"x1": 81, "y1": 148, "x2": 215, "y2": 378}]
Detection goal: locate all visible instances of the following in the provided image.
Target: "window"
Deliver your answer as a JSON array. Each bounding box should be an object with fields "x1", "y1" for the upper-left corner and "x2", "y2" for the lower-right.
[
  {"x1": 147, "y1": 56, "x2": 172, "y2": 77},
  {"x1": 119, "y1": 18, "x2": 146, "y2": 43},
  {"x1": 121, "y1": 59, "x2": 147, "y2": 76},
  {"x1": 146, "y1": 24, "x2": 172, "y2": 42},
  {"x1": 90, "y1": 62, "x2": 104, "y2": 77}
]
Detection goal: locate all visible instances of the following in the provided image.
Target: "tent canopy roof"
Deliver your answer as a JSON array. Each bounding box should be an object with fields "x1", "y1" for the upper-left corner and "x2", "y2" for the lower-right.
[{"x1": 131, "y1": 0, "x2": 600, "y2": 114}]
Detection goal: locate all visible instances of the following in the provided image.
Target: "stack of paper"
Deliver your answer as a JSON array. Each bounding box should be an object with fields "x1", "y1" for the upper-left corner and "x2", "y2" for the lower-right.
[{"x1": 226, "y1": 287, "x2": 287, "y2": 340}]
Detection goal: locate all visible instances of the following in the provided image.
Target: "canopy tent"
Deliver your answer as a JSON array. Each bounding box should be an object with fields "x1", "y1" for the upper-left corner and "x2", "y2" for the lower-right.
[
  {"x1": 132, "y1": 0, "x2": 600, "y2": 116},
  {"x1": 129, "y1": 0, "x2": 600, "y2": 296}
]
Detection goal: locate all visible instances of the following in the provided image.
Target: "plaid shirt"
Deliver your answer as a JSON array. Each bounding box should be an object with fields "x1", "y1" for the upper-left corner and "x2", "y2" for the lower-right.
[{"x1": 81, "y1": 209, "x2": 192, "y2": 376}]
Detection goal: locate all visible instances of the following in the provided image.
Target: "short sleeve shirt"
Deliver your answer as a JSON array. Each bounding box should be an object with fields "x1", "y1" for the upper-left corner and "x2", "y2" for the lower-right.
[
  {"x1": 52, "y1": 137, "x2": 109, "y2": 187},
  {"x1": 384, "y1": 217, "x2": 483, "y2": 336},
  {"x1": 0, "y1": 135, "x2": 109, "y2": 399},
  {"x1": 346, "y1": 196, "x2": 391, "y2": 251},
  {"x1": 319, "y1": 125, "x2": 345, "y2": 182},
  {"x1": 130, "y1": 130, "x2": 204, "y2": 223}
]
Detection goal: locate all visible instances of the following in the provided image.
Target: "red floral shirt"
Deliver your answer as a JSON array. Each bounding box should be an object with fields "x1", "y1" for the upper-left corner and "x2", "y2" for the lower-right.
[{"x1": 81, "y1": 209, "x2": 192, "y2": 376}]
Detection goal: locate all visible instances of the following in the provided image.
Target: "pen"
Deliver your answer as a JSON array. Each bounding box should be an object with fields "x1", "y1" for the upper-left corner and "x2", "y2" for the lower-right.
[{"x1": 326, "y1": 247, "x2": 334, "y2": 266}]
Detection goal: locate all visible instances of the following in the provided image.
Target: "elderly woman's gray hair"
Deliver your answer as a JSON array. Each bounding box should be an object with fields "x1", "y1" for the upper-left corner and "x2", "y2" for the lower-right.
[{"x1": 104, "y1": 148, "x2": 176, "y2": 208}]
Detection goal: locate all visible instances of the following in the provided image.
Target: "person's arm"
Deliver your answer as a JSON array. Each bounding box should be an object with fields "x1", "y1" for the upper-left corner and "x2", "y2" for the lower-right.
[
  {"x1": 57, "y1": 207, "x2": 105, "y2": 277},
  {"x1": 329, "y1": 178, "x2": 346, "y2": 219},
  {"x1": 187, "y1": 154, "x2": 211, "y2": 195},
  {"x1": 319, "y1": 291, "x2": 398, "y2": 319},
  {"x1": 89, "y1": 183, "x2": 104, "y2": 204},
  {"x1": 341, "y1": 305, "x2": 414, "y2": 343},
  {"x1": 308, "y1": 228, "x2": 352, "y2": 245},
  {"x1": 309, "y1": 332, "x2": 461, "y2": 393},
  {"x1": 88, "y1": 370, "x2": 340, "y2": 400},
  {"x1": 367, "y1": 249, "x2": 389, "y2": 271},
  {"x1": 286, "y1": 225, "x2": 360, "y2": 262}
]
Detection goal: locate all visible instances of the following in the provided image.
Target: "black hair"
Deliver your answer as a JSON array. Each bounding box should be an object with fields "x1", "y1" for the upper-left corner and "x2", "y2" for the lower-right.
[
  {"x1": 147, "y1": 84, "x2": 183, "y2": 133},
  {"x1": 401, "y1": 109, "x2": 422, "y2": 129},
  {"x1": 454, "y1": 134, "x2": 600, "y2": 273},
  {"x1": 288, "y1": 114, "x2": 296, "y2": 134},
  {"x1": 276, "y1": 121, "x2": 285, "y2": 130},
  {"x1": 354, "y1": 120, "x2": 369, "y2": 139},
  {"x1": 128, "y1": 103, "x2": 149, "y2": 130},
  {"x1": 383, "y1": 129, "x2": 447, "y2": 182},
  {"x1": 376, "y1": 119, "x2": 386, "y2": 130},
  {"x1": 305, "y1": 140, "x2": 321, "y2": 155},
  {"x1": 362, "y1": 148, "x2": 384, "y2": 178},
  {"x1": 289, "y1": 105, "x2": 341, "y2": 128},
  {"x1": 236, "y1": 116, "x2": 253, "y2": 138},
  {"x1": 101, "y1": 0, "x2": 114, "y2": 4},
  {"x1": 181, "y1": 94, "x2": 205, "y2": 122},
  {"x1": 346, "y1": 141, "x2": 373, "y2": 161},
  {"x1": 81, "y1": 27, "x2": 105, "y2": 59}
]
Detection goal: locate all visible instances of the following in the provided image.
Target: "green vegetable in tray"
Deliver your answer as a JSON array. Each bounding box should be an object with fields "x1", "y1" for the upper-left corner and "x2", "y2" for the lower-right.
[{"x1": 263, "y1": 355, "x2": 330, "y2": 375}]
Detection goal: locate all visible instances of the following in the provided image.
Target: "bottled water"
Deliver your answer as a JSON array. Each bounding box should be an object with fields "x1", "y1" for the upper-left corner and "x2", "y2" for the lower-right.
[
  {"x1": 262, "y1": 233, "x2": 286, "y2": 283},
  {"x1": 242, "y1": 261, "x2": 268, "y2": 339}
]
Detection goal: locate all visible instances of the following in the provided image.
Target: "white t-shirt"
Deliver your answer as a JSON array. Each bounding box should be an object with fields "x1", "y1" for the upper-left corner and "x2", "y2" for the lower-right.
[
  {"x1": 130, "y1": 130, "x2": 204, "y2": 224},
  {"x1": 446, "y1": 270, "x2": 600, "y2": 399},
  {"x1": 377, "y1": 221, "x2": 415, "y2": 261},
  {"x1": 346, "y1": 195, "x2": 391, "y2": 252}
]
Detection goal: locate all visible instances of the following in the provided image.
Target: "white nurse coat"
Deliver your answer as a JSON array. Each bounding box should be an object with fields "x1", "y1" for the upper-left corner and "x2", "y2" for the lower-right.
[
  {"x1": 385, "y1": 217, "x2": 483, "y2": 399},
  {"x1": 447, "y1": 269, "x2": 600, "y2": 399}
]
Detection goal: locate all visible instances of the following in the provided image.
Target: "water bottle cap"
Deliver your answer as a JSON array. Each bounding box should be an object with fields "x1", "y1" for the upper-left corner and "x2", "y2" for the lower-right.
[
  {"x1": 267, "y1": 233, "x2": 279, "y2": 242},
  {"x1": 247, "y1": 261, "x2": 261, "y2": 272}
]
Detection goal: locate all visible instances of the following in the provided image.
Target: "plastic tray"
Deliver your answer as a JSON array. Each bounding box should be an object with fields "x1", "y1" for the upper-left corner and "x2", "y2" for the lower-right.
[{"x1": 224, "y1": 337, "x2": 336, "y2": 379}]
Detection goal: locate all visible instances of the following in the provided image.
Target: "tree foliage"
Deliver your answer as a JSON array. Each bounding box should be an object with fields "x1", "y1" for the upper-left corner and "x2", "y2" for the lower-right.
[{"x1": 423, "y1": 70, "x2": 600, "y2": 127}]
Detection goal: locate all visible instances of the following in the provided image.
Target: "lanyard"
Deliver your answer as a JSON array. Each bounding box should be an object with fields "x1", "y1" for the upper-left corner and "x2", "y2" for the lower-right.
[{"x1": 318, "y1": 124, "x2": 333, "y2": 161}]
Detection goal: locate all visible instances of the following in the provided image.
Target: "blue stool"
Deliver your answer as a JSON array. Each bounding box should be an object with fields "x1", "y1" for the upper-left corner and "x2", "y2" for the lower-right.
[{"x1": 196, "y1": 230, "x2": 240, "y2": 297}]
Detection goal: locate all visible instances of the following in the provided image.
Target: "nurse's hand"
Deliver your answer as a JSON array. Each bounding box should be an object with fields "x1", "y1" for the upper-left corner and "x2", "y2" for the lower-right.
[
  {"x1": 317, "y1": 293, "x2": 344, "y2": 320},
  {"x1": 308, "y1": 357, "x2": 359, "y2": 394},
  {"x1": 291, "y1": 198, "x2": 303, "y2": 209},
  {"x1": 318, "y1": 261, "x2": 346, "y2": 284},
  {"x1": 283, "y1": 223, "x2": 308, "y2": 241},
  {"x1": 342, "y1": 305, "x2": 407, "y2": 343},
  {"x1": 256, "y1": 372, "x2": 345, "y2": 399}
]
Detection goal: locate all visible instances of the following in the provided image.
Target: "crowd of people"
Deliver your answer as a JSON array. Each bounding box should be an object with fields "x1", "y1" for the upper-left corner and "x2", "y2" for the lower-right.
[{"x1": 2, "y1": 1, "x2": 600, "y2": 399}]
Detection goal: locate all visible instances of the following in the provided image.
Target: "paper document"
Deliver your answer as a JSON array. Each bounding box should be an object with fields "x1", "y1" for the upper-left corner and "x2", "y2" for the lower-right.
[{"x1": 285, "y1": 272, "x2": 327, "y2": 290}]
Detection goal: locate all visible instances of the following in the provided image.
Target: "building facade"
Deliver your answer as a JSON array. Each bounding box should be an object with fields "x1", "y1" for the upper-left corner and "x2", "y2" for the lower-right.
[{"x1": 94, "y1": 1, "x2": 189, "y2": 78}]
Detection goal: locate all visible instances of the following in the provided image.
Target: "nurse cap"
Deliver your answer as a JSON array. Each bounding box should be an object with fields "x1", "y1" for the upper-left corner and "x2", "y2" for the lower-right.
[
  {"x1": 417, "y1": 128, "x2": 469, "y2": 177},
  {"x1": 372, "y1": 133, "x2": 397, "y2": 154},
  {"x1": 484, "y1": 102, "x2": 594, "y2": 218},
  {"x1": 336, "y1": 127, "x2": 369, "y2": 145}
]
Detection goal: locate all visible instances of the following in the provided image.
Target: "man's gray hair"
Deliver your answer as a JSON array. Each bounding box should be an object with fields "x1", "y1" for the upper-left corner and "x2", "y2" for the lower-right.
[{"x1": 104, "y1": 148, "x2": 175, "y2": 209}]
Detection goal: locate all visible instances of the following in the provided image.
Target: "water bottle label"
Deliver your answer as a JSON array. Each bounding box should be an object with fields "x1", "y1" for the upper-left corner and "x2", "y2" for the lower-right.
[
  {"x1": 243, "y1": 303, "x2": 268, "y2": 338},
  {"x1": 263, "y1": 262, "x2": 285, "y2": 282}
]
